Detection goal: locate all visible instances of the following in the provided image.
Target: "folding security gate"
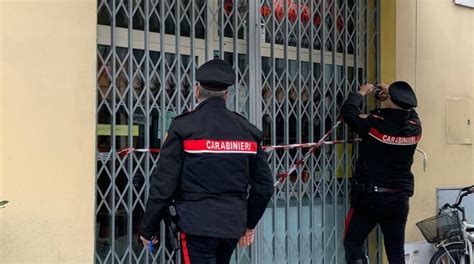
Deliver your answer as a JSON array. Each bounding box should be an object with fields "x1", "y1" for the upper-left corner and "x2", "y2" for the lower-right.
[{"x1": 96, "y1": 0, "x2": 381, "y2": 263}]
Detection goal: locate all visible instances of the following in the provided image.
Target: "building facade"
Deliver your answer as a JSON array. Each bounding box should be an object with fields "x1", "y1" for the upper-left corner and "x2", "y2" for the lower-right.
[{"x1": 1, "y1": 0, "x2": 474, "y2": 263}]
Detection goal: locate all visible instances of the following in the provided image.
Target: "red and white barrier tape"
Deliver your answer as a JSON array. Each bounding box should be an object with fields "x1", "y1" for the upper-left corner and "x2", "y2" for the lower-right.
[
  {"x1": 273, "y1": 120, "x2": 343, "y2": 187},
  {"x1": 111, "y1": 120, "x2": 366, "y2": 186},
  {"x1": 106, "y1": 123, "x2": 427, "y2": 188},
  {"x1": 262, "y1": 139, "x2": 361, "y2": 152},
  {"x1": 113, "y1": 137, "x2": 360, "y2": 158},
  {"x1": 116, "y1": 147, "x2": 161, "y2": 157}
]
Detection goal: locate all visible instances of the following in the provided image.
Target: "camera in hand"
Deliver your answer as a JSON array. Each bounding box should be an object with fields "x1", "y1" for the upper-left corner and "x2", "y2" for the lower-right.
[{"x1": 374, "y1": 85, "x2": 384, "y2": 100}]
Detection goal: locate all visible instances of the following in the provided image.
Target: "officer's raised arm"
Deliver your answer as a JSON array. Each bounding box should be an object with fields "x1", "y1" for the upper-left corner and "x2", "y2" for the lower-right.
[
  {"x1": 341, "y1": 84, "x2": 375, "y2": 135},
  {"x1": 140, "y1": 121, "x2": 184, "y2": 241},
  {"x1": 408, "y1": 109, "x2": 421, "y2": 125},
  {"x1": 246, "y1": 131, "x2": 273, "y2": 230}
]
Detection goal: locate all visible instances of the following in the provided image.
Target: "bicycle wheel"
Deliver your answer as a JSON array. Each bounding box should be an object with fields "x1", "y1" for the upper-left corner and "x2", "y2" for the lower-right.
[{"x1": 429, "y1": 243, "x2": 470, "y2": 264}]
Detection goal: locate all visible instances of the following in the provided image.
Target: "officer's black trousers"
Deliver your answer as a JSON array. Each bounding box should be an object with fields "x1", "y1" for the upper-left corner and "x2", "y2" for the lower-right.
[
  {"x1": 343, "y1": 192, "x2": 409, "y2": 264},
  {"x1": 180, "y1": 232, "x2": 238, "y2": 264}
]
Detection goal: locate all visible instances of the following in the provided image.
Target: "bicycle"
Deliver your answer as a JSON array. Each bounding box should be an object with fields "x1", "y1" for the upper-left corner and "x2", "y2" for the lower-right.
[{"x1": 416, "y1": 185, "x2": 474, "y2": 264}]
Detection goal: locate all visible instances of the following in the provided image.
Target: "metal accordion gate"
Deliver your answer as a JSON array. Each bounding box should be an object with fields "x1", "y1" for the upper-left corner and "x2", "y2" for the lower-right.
[{"x1": 95, "y1": 0, "x2": 381, "y2": 263}]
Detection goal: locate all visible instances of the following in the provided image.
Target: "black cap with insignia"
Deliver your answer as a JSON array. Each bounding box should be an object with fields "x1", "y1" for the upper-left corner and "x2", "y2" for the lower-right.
[
  {"x1": 389, "y1": 81, "x2": 417, "y2": 109},
  {"x1": 196, "y1": 59, "x2": 235, "y2": 91}
]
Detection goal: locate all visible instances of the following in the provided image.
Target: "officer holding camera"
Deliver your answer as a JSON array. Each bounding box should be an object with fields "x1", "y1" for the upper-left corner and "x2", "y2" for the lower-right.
[
  {"x1": 139, "y1": 59, "x2": 274, "y2": 264},
  {"x1": 341, "y1": 82, "x2": 422, "y2": 264}
]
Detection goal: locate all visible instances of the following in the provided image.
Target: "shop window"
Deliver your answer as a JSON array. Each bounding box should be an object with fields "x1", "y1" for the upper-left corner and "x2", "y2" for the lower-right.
[
  {"x1": 96, "y1": 0, "x2": 379, "y2": 261},
  {"x1": 260, "y1": 0, "x2": 356, "y2": 53},
  {"x1": 98, "y1": 0, "x2": 207, "y2": 39}
]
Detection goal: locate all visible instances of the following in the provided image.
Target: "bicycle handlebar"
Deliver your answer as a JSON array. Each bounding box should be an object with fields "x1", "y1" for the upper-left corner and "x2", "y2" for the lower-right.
[
  {"x1": 440, "y1": 186, "x2": 474, "y2": 221},
  {"x1": 453, "y1": 192, "x2": 470, "y2": 209}
]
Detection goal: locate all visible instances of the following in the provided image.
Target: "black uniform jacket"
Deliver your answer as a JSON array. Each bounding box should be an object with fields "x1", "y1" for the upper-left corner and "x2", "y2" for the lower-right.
[
  {"x1": 341, "y1": 93, "x2": 422, "y2": 196},
  {"x1": 140, "y1": 97, "x2": 274, "y2": 240}
]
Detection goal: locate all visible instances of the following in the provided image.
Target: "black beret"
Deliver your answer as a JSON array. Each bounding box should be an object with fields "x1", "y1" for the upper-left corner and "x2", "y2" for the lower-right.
[
  {"x1": 196, "y1": 59, "x2": 235, "y2": 91},
  {"x1": 389, "y1": 81, "x2": 417, "y2": 109}
]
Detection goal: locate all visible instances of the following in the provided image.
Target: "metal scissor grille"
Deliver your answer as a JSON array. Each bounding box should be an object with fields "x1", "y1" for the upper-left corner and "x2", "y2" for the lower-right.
[{"x1": 96, "y1": 0, "x2": 381, "y2": 263}]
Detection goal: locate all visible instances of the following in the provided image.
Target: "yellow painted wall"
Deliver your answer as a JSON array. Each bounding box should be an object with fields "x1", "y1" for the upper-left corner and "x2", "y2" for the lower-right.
[
  {"x1": 379, "y1": 2, "x2": 396, "y2": 263},
  {"x1": 396, "y1": 0, "x2": 474, "y2": 242},
  {"x1": 0, "y1": 1, "x2": 96, "y2": 263},
  {"x1": 380, "y1": 0, "x2": 396, "y2": 84}
]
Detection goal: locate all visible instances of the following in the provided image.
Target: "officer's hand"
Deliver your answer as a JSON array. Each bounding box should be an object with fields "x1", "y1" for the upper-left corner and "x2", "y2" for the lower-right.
[
  {"x1": 238, "y1": 229, "x2": 255, "y2": 248},
  {"x1": 140, "y1": 235, "x2": 159, "y2": 251},
  {"x1": 376, "y1": 83, "x2": 390, "y2": 101},
  {"x1": 357, "y1": 84, "x2": 375, "y2": 96}
]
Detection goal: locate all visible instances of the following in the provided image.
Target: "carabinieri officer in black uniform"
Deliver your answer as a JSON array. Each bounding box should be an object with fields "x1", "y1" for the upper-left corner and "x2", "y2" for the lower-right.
[
  {"x1": 139, "y1": 59, "x2": 274, "y2": 264},
  {"x1": 341, "y1": 81, "x2": 422, "y2": 264}
]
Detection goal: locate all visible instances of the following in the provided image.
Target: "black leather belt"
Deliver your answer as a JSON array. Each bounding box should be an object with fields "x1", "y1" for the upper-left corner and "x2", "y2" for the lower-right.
[
  {"x1": 372, "y1": 186, "x2": 401, "y2": 193},
  {"x1": 352, "y1": 181, "x2": 402, "y2": 193},
  {"x1": 180, "y1": 192, "x2": 248, "y2": 201}
]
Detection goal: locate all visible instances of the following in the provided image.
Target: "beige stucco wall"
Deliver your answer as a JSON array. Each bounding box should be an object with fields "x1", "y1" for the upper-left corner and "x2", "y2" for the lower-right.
[
  {"x1": 396, "y1": 0, "x2": 474, "y2": 242},
  {"x1": 0, "y1": 1, "x2": 96, "y2": 263}
]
